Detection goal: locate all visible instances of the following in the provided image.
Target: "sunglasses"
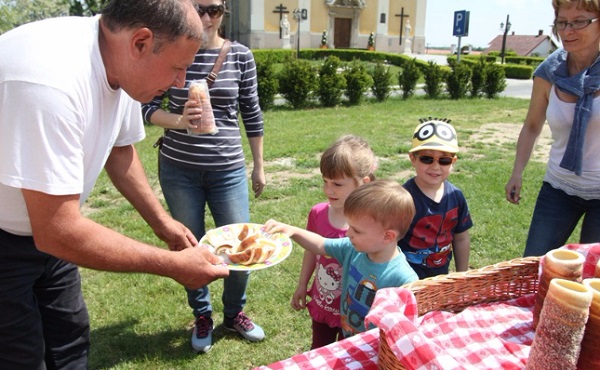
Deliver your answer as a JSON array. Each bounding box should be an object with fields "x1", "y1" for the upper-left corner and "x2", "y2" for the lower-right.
[
  {"x1": 415, "y1": 154, "x2": 455, "y2": 166},
  {"x1": 197, "y1": 4, "x2": 225, "y2": 19}
]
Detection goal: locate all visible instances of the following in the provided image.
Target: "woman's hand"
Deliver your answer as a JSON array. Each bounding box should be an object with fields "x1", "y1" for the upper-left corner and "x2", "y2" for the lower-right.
[
  {"x1": 505, "y1": 175, "x2": 522, "y2": 204},
  {"x1": 175, "y1": 99, "x2": 203, "y2": 130},
  {"x1": 251, "y1": 167, "x2": 266, "y2": 198}
]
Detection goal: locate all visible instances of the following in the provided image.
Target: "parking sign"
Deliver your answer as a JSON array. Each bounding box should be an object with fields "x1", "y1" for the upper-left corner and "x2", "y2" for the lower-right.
[{"x1": 453, "y1": 10, "x2": 469, "y2": 37}]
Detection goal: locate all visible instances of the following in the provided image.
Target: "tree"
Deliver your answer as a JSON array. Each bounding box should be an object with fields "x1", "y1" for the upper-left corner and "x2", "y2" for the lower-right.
[
  {"x1": 67, "y1": 0, "x2": 105, "y2": 16},
  {"x1": 398, "y1": 58, "x2": 422, "y2": 99},
  {"x1": 1, "y1": 0, "x2": 67, "y2": 33},
  {"x1": 0, "y1": 0, "x2": 104, "y2": 34},
  {"x1": 317, "y1": 56, "x2": 346, "y2": 107}
]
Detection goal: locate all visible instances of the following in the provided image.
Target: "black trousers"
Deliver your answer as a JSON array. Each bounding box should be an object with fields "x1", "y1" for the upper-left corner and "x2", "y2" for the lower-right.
[{"x1": 0, "y1": 228, "x2": 89, "y2": 369}]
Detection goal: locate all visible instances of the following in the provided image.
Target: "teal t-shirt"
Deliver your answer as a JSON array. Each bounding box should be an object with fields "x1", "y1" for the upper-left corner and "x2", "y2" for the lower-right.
[{"x1": 324, "y1": 237, "x2": 418, "y2": 337}]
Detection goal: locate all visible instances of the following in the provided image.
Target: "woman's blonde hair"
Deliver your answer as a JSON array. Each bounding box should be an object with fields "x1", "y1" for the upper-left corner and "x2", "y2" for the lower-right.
[
  {"x1": 552, "y1": 0, "x2": 600, "y2": 37},
  {"x1": 344, "y1": 180, "x2": 415, "y2": 240},
  {"x1": 320, "y1": 135, "x2": 377, "y2": 185}
]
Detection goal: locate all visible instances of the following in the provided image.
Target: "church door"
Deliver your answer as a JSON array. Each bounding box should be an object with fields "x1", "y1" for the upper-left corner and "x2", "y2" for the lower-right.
[{"x1": 334, "y1": 18, "x2": 351, "y2": 48}]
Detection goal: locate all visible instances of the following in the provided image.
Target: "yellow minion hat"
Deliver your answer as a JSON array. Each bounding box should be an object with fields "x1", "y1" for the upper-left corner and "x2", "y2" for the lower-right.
[{"x1": 409, "y1": 117, "x2": 459, "y2": 153}]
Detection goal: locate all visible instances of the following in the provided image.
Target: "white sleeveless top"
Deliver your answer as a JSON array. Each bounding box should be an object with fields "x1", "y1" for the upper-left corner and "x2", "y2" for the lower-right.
[{"x1": 544, "y1": 86, "x2": 600, "y2": 200}]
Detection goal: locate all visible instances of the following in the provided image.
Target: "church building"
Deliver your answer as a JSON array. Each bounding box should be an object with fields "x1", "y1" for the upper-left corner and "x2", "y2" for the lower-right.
[{"x1": 222, "y1": 0, "x2": 427, "y2": 53}]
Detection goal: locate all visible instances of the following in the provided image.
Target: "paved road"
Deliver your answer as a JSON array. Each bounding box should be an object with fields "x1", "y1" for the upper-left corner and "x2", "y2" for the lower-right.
[
  {"x1": 500, "y1": 79, "x2": 533, "y2": 99},
  {"x1": 411, "y1": 53, "x2": 533, "y2": 99}
]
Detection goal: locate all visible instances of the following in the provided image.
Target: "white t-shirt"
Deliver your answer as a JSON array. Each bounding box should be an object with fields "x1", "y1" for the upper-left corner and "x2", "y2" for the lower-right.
[{"x1": 0, "y1": 16, "x2": 145, "y2": 235}]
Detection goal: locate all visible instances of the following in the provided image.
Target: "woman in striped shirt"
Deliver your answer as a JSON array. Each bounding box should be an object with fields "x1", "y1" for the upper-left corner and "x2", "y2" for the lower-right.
[{"x1": 141, "y1": 0, "x2": 266, "y2": 354}]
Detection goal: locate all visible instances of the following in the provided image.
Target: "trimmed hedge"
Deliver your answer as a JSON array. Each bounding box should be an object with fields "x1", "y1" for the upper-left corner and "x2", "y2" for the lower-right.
[
  {"x1": 253, "y1": 48, "x2": 430, "y2": 70},
  {"x1": 503, "y1": 64, "x2": 534, "y2": 79},
  {"x1": 447, "y1": 55, "x2": 533, "y2": 79},
  {"x1": 505, "y1": 56, "x2": 545, "y2": 67},
  {"x1": 252, "y1": 49, "x2": 528, "y2": 106}
]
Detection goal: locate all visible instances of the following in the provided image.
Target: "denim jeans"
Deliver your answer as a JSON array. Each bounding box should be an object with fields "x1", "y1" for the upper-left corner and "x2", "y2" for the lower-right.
[
  {"x1": 0, "y1": 228, "x2": 90, "y2": 369},
  {"x1": 159, "y1": 157, "x2": 251, "y2": 318},
  {"x1": 523, "y1": 181, "x2": 600, "y2": 257}
]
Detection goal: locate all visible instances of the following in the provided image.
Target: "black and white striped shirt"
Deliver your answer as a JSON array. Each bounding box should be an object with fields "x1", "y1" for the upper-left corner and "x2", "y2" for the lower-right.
[{"x1": 142, "y1": 41, "x2": 263, "y2": 171}]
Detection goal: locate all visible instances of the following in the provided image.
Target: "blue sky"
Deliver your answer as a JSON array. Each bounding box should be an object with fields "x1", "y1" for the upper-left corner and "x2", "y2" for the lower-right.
[{"x1": 424, "y1": 0, "x2": 557, "y2": 48}]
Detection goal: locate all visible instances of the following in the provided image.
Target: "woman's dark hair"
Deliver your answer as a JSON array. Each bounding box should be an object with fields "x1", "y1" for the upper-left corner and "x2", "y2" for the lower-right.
[{"x1": 100, "y1": 0, "x2": 202, "y2": 51}]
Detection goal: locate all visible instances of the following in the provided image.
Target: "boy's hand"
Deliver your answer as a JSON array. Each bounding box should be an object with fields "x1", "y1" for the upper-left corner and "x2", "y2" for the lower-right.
[
  {"x1": 264, "y1": 220, "x2": 325, "y2": 256},
  {"x1": 263, "y1": 219, "x2": 293, "y2": 236}
]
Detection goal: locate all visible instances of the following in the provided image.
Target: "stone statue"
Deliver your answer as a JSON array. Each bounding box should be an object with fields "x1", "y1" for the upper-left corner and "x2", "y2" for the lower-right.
[
  {"x1": 403, "y1": 19, "x2": 413, "y2": 54},
  {"x1": 281, "y1": 14, "x2": 290, "y2": 39},
  {"x1": 281, "y1": 14, "x2": 291, "y2": 49}
]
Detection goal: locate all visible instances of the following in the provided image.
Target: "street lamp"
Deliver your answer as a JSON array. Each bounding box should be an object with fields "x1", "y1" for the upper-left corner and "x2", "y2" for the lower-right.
[
  {"x1": 500, "y1": 14, "x2": 511, "y2": 64},
  {"x1": 293, "y1": 9, "x2": 301, "y2": 55}
]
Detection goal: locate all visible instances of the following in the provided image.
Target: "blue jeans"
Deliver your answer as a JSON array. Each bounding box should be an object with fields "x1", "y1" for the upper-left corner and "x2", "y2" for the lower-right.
[
  {"x1": 524, "y1": 182, "x2": 600, "y2": 257},
  {"x1": 159, "y1": 157, "x2": 251, "y2": 318},
  {"x1": 0, "y1": 228, "x2": 90, "y2": 369}
]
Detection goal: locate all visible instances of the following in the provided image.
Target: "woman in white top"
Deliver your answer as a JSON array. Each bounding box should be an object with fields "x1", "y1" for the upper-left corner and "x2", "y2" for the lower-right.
[{"x1": 505, "y1": 0, "x2": 600, "y2": 257}]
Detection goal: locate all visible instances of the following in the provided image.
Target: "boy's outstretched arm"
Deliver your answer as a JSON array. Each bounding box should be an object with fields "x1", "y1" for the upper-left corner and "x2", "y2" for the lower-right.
[
  {"x1": 453, "y1": 230, "x2": 470, "y2": 272},
  {"x1": 263, "y1": 219, "x2": 327, "y2": 255}
]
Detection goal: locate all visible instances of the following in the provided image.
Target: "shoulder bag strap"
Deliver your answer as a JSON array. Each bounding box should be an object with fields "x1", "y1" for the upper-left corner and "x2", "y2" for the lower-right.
[{"x1": 206, "y1": 39, "x2": 232, "y2": 88}]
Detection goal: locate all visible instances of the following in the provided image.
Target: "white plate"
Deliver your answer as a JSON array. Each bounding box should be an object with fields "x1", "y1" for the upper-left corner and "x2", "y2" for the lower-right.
[{"x1": 200, "y1": 223, "x2": 292, "y2": 271}]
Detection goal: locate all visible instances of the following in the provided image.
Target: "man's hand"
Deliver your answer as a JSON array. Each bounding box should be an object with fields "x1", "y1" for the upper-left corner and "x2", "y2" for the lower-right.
[
  {"x1": 172, "y1": 247, "x2": 229, "y2": 289},
  {"x1": 154, "y1": 219, "x2": 198, "y2": 251}
]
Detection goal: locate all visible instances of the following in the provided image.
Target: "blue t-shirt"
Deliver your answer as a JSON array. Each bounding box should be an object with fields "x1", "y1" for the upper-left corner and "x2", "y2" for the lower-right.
[
  {"x1": 324, "y1": 237, "x2": 418, "y2": 338},
  {"x1": 398, "y1": 178, "x2": 473, "y2": 274}
]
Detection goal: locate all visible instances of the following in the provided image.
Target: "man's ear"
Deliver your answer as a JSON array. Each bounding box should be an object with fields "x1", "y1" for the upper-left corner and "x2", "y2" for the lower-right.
[{"x1": 130, "y1": 27, "x2": 153, "y2": 59}]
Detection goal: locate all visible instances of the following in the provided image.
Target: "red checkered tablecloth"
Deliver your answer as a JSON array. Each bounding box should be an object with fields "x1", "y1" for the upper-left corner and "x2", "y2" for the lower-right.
[
  {"x1": 257, "y1": 244, "x2": 600, "y2": 370},
  {"x1": 255, "y1": 328, "x2": 380, "y2": 370},
  {"x1": 366, "y1": 243, "x2": 600, "y2": 370}
]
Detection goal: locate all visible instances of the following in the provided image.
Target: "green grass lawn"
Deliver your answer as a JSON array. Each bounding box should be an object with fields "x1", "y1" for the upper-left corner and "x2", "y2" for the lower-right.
[{"x1": 82, "y1": 96, "x2": 581, "y2": 369}]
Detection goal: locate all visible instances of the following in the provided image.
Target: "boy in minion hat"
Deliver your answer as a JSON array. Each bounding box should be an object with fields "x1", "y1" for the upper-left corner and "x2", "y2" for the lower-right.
[{"x1": 398, "y1": 118, "x2": 473, "y2": 279}]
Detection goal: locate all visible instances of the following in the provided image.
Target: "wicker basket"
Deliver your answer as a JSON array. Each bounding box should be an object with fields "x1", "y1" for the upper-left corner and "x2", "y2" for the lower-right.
[{"x1": 378, "y1": 256, "x2": 541, "y2": 370}]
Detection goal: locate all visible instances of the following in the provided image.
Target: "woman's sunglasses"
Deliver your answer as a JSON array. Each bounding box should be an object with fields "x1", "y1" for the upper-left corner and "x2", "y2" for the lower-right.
[
  {"x1": 197, "y1": 4, "x2": 225, "y2": 19},
  {"x1": 415, "y1": 154, "x2": 455, "y2": 166}
]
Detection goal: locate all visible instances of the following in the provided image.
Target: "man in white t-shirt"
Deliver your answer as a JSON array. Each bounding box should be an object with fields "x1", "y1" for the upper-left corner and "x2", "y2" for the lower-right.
[{"x1": 0, "y1": 0, "x2": 229, "y2": 368}]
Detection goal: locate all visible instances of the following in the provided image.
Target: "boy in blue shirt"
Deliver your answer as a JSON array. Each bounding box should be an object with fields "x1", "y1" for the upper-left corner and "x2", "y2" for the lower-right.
[
  {"x1": 264, "y1": 180, "x2": 418, "y2": 337},
  {"x1": 399, "y1": 118, "x2": 473, "y2": 279}
]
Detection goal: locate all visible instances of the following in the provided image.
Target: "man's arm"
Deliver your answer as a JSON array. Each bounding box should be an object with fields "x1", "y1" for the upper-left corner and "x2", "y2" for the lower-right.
[
  {"x1": 104, "y1": 144, "x2": 196, "y2": 251},
  {"x1": 23, "y1": 188, "x2": 228, "y2": 289},
  {"x1": 22, "y1": 144, "x2": 229, "y2": 288}
]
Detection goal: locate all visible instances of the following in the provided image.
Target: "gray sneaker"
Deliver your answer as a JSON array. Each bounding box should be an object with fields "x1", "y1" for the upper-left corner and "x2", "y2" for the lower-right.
[
  {"x1": 191, "y1": 315, "x2": 213, "y2": 353},
  {"x1": 224, "y1": 312, "x2": 265, "y2": 342}
]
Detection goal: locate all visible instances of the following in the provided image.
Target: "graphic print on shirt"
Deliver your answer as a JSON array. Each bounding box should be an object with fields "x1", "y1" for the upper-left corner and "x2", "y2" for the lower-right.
[
  {"x1": 315, "y1": 263, "x2": 342, "y2": 307},
  {"x1": 340, "y1": 264, "x2": 377, "y2": 336},
  {"x1": 407, "y1": 207, "x2": 458, "y2": 267}
]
